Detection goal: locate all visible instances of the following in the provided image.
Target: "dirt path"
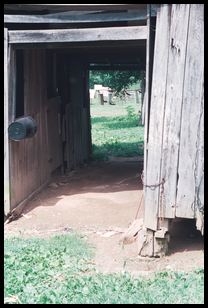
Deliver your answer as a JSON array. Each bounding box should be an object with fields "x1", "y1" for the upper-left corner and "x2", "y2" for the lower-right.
[{"x1": 4, "y1": 160, "x2": 204, "y2": 275}]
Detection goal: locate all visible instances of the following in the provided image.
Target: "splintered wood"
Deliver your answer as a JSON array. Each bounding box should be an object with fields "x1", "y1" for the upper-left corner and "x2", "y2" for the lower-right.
[{"x1": 121, "y1": 218, "x2": 143, "y2": 245}]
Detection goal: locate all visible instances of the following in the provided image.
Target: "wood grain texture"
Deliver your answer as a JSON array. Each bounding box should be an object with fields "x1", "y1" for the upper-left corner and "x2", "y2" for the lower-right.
[
  {"x1": 176, "y1": 4, "x2": 204, "y2": 218},
  {"x1": 8, "y1": 26, "x2": 147, "y2": 44},
  {"x1": 144, "y1": 4, "x2": 171, "y2": 230},
  {"x1": 4, "y1": 28, "x2": 10, "y2": 215},
  {"x1": 10, "y1": 50, "x2": 53, "y2": 209},
  {"x1": 143, "y1": 5, "x2": 151, "y2": 208},
  {"x1": 4, "y1": 4, "x2": 147, "y2": 12},
  {"x1": 46, "y1": 96, "x2": 62, "y2": 172},
  {"x1": 4, "y1": 11, "x2": 147, "y2": 24},
  {"x1": 159, "y1": 4, "x2": 190, "y2": 219}
]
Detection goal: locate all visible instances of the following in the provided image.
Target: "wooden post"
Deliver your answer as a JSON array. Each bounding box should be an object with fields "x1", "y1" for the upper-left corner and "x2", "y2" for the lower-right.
[
  {"x1": 140, "y1": 73, "x2": 145, "y2": 125},
  {"x1": 4, "y1": 30, "x2": 16, "y2": 215},
  {"x1": 143, "y1": 4, "x2": 157, "y2": 231},
  {"x1": 143, "y1": 5, "x2": 156, "y2": 184},
  {"x1": 4, "y1": 28, "x2": 10, "y2": 216}
]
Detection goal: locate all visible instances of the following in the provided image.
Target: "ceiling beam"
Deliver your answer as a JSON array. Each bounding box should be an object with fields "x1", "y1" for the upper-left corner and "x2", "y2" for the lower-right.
[
  {"x1": 4, "y1": 4, "x2": 147, "y2": 12},
  {"x1": 8, "y1": 26, "x2": 147, "y2": 44},
  {"x1": 4, "y1": 11, "x2": 147, "y2": 24}
]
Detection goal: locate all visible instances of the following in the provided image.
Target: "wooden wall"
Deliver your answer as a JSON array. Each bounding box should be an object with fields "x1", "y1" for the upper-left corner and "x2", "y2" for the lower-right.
[
  {"x1": 10, "y1": 49, "x2": 91, "y2": 211},
  {"x1": 10, "y1": 49, "x2": 48, "y2": 209},
  {"x1": 64, "y1": 60, "x2": 91, "y2": 171},
  {"x1": 144, "y1": 4, "x2": 204, "y2": 231}
]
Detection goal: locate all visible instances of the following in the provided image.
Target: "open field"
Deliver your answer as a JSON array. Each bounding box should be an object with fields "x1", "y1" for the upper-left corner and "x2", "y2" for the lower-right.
[{"x1": 90, "y1": 98, "x2": 144, "y2": 160}]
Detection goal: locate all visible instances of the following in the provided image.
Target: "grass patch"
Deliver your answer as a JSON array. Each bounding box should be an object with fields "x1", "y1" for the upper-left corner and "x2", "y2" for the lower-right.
[
  {"x1": 90, "y1": 102, "x2": 144, "y2": 160},
  {"x1": 4, "y1": 235, "x2": 204, "y2": 304}
]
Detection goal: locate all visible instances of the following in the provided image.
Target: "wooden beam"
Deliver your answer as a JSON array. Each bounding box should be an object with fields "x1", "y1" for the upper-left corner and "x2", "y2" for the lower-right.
[
  {"x1": 143, "y1": 5, "x2": 157, "y2": 230},
  {"x1": 4, "y1": 28, "x2": 11, "y2": 216},
  {"x1": 4, "y1": 11, "x2": 147, "y2": 24},
  {"x1": 4, "y1": 30, "x2": 16, "y2": 215},
  {"x1": 4, "y1": 4, "x2": 147, "y2": 12},
  {"x1": 8, "y1": 26, "x2": 147, "y2": 44}
]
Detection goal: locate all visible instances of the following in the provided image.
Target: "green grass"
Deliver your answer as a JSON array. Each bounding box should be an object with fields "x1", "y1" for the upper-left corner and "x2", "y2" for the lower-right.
[
  {"x1": 90, "y1": 100, "x2": 144, "y2": 160},
  {"x1": 4, "y1": 235, "x2": 204, "y2": 304}
]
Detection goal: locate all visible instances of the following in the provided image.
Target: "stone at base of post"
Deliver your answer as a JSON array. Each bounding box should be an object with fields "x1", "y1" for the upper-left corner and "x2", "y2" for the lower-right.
[
  {"x1": 138, "y1": 219, "x2": 171, "y2": 257},
  {"x1": 137, "y1": 229, "x2": 154, "y2": 257},
  {"x1": 154, "y1": 218, "x2": 170, "y2": 257},
  {"x1": 154, "y1": 233, "x2": 170, "y2": 257}
]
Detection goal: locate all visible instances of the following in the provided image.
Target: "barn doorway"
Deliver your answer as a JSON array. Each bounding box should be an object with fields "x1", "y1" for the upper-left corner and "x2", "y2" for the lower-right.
[
  {"x1": 89, "y1": 68, "x2": 145, "y2": 163},
  {"x1": 5, "y1": 24, "x2": 148, "y2": 262}
]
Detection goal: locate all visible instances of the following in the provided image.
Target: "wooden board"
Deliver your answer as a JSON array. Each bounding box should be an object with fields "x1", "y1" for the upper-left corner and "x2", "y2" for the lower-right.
[
  {"x1": 143, "y1": 5, "x2": 150, "y2": 196},
  {"x1": 176, "y1": 4, "x2": 204, "y2": 218},
  {"x1": 4, "y1": 4, "x2": 147, "y2": 12},
  {"x1": 143, "y1": 5, "x2": 156, "y2": 188},
  {"x1": 46, "y1": 96, "x2": 62, "y2": 172},
  {"x1": 159, "y1": 4, "x2": 190, "y2": 219},
  {"x1": 144, "y1": 5, "x2": 171, "y2": 230},
  {"x1": 4, "y1": 28, "x2": 10, "y2": 215},
  {"x1": 195, "y1": 89, "x2": 204, "y2": 234},
  {"x1": 8, "y1": 26, "x2": 147, "y2": 44},
  {"x1": 4, "y1": 11, "x2": 147, "y2": 24},
  {"x1": 10, "y1": 49, "x2": 51, "y2": 209}
]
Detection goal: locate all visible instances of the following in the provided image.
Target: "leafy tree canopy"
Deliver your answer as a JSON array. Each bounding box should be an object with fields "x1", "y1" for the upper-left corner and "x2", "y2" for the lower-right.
[{"x1": 89, "y1": 70, "x2": 144, "y2": 96}]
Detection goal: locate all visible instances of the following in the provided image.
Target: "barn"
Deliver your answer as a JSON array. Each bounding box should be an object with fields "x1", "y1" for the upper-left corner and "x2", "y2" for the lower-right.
[{"x1": 4, "y1": 4, "x2": 204, "y2": 256}]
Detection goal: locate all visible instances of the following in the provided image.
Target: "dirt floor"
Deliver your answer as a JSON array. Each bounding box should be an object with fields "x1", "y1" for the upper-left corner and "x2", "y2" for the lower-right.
[{"x1": 4, "y1": 159, "x2": 204, "y2": 275}]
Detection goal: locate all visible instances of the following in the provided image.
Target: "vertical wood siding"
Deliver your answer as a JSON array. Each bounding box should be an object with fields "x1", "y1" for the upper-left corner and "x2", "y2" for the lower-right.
[
  {"x1": 65, "y1": 61, "x2": 91, "y2": 171},
  {"x1": 10, "y1": 49, "x2": 91, "y2": 211},
  {"x1": 144, "y1": 4, "x2": 171, "y2": 230},
  {"x1": 10, "y1": 50, "x2": 63, "y2": 209},
  {"x1": 176, "y1": 4, "x2": 204, "y2": 218},
  {"x1": 4, "y1": 28, "x2": 10, "y2": 215},
  {"x1": 144, "y1": 4, "x2": 204, "y2": 230}
]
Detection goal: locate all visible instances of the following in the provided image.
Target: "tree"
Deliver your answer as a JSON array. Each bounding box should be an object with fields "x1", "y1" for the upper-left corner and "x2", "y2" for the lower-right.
[{"x1": 89, "y1": 70, "x2": 143, "y2": 96}]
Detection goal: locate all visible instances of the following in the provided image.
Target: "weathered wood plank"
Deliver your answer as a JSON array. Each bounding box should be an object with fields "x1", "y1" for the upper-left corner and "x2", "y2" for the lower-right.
[
  {"x1": 4, "y1": 4, "x2": 147, "y2": 12},
  {"x1": 4, "y1": 11, "x2": 147, "y2": 24},
  {"x1": 195, "y1": 89, "x2": 204, "y2": 234},
  {"x1": 160, "y1": 4, "x2": 191, "y2": 218},
  {"x1": 7, "y1": 42, "x2": 17, "y2": 212},
  {"x1": 46, "y1": 96, "x2": 62, "y2": 172},
  {"x1": 143, "y1": 5, "x2": 151, "y2": 197},
  {"x1": 10, "y1": 49, "x2": 53, "y2": 209},
  {"x1": 8, "y1": 26, "x2": 147, "y2": 44},
  {"x1": 65, "y1": 104, "x2": 71, "y2": 170},
  {"x1": 143, "y1": 5, "x2": 156, "y2": 192},
  {"x1": 176, "y1": 4, "x2": 204, "y2": 219},
  {"x1": 4, "y1": 28, "x2": 10, "y2": 215},
  {"x1": 144, "y1": 4, "x2": 171, "y2": 230}
]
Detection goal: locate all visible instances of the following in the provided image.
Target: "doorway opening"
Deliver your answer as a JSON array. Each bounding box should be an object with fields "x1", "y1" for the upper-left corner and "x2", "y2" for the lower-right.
[
  {"x1": 89, "y1": 68, "x2": 145, "y2": 164},
  {"x1": 7, "y1": 43, "x2": 148, "y2": 258}
]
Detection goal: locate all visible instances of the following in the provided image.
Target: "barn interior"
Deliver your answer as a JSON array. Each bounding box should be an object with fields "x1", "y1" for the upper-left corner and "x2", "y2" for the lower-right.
[
  {"x1": 4, "y1": 2, "x2": 150, "y2": 215},
  {"x1": 10, "y1": 41, "x2": 147, "y2": 211},
  {"x1": 5, "y1": 5, "x2": 203, "y2": 258}
]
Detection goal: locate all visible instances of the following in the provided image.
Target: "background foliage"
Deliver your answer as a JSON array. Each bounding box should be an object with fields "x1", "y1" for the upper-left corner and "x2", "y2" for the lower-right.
[{"x1": 89, "y1": 70, "x2": 144, "y2": 96}]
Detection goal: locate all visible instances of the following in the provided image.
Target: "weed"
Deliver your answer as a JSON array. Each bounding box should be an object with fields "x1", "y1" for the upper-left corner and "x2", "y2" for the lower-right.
[
  {"x1": 90, "y1": 102, "x2": 144, "y2": 160},
  {"x1": 4, "y1": 235, "x2": 204, "y2": 304}
]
